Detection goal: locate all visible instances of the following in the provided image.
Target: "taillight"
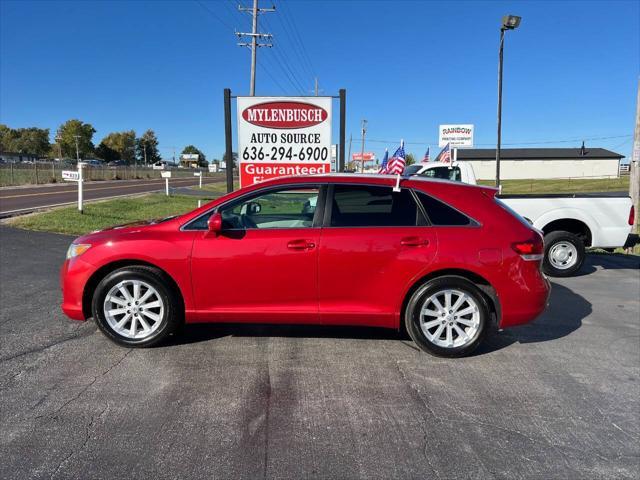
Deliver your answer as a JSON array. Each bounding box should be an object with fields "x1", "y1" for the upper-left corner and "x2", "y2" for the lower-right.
[
  {"x1": 512, "y1": 236, "x2": 544, "y2": 261},
  {"x1": 629, "y1": 205, "x2": 635, "y2": 226}
]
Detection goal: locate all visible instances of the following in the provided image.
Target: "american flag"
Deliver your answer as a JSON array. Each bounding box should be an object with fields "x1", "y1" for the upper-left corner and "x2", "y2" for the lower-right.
[
  {"x1": 436, "y1": 143, "x2": 451, "y2": 164},
  {"x1": 386, "y1": 141, "x2": 406, "y2": 174},
  {"x1": 422, "y1": 147, "x2": 430, "y2": 163},
  {"x1": 378, "y1": 149, "x2": 389, "y2": 174}
]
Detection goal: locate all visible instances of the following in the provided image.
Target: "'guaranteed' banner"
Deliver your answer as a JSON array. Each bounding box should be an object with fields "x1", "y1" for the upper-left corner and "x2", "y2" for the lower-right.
[{"x1": 237, "y1": 97, "x2": 332, "y2": 187}]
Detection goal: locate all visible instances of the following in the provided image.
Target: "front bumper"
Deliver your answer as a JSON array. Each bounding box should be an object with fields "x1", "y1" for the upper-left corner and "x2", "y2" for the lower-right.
[{"x1": 60, "y1": 257, "x2": 96, "y2": 321}]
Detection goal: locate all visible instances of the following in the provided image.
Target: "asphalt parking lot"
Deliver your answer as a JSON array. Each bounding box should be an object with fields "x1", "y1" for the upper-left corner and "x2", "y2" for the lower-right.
[{"x1": 0, "y1": 225, "x2": 638, "y2": 480}]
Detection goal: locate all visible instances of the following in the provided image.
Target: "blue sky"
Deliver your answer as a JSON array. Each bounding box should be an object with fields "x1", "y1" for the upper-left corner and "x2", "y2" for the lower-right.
[{"x1": 1, "y1": 0, "x2": 638, "y2": 162}]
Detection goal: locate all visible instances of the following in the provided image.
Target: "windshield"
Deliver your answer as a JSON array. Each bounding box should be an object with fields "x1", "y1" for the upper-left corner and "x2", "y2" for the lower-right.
[{"x1": 403, "y1": 165, "x2": 422, "y2": 175}]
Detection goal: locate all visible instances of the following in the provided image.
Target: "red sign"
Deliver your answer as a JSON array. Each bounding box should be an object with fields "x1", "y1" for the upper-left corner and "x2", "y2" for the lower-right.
[
  {"x1": 242, "y1": 101, "x2": 328, "y2": 129},
  {"x1": 240, "y1": 162, "x2": 331, "y2": 186},
  {"x1": 352, "y1": 152, "x2": 376, "y2": 161}
]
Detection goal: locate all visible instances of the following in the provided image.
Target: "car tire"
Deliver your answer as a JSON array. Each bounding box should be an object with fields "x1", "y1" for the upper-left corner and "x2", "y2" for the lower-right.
[
  {"x1": 92, "y1": 266, "x2": 181, "y2": 348},
  {"x1": 404, "y1": 276, "x2": 489, "y2": 358},
  {"x1": 542, "y1": 231, "x2": 585, "y2": 277}
]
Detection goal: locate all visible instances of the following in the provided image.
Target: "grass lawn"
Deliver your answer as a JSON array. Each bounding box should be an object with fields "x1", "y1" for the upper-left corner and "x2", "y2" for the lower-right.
[
  {"x1": 478, "y1": 176, "x2": 630, "y2": 194},
  {"x1": 200, "y1": 181, "x2": 239, "y2": 194},
  {"x1": 7, "y1": 194, "x2": 216, "y2": 236}
]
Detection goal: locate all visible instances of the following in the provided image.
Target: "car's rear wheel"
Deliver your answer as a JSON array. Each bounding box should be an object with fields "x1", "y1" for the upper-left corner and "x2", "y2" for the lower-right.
[
  {"x1": 92, "y1": 266, "x2": 180, "y2": 347},
  {"x1": 405, "y1": 276, "x2": 489, "y2": 357},
  {"x1": 542, "y1": 231, "x2": 585, "y2": 277}
]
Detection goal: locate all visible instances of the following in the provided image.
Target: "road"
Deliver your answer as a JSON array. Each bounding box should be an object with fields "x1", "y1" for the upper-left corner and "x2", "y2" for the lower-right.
[
  {"x1": 0, "y1": 176, "x2": 225, "y2": 217},
  {"x1": 0, "y1": 225, "x2": 638, "y2": 480}
]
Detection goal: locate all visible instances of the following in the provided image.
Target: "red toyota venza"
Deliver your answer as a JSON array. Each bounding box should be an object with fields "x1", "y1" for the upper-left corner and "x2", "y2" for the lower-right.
[{"x1": 60, "y1": 174, "x2": 550, "y2": 357}]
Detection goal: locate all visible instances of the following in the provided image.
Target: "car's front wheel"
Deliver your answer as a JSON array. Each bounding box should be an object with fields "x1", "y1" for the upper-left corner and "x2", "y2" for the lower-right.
[
  {"x1": 405, "y1": 276, "x2": 489, "y2": 357},
  {"x1": 92, "y1": 266, "x2": 181, "y2": 347}
]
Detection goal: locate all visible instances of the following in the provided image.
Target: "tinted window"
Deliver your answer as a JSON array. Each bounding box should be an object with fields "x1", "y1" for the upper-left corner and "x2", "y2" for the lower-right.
[
  {"x1": 420, "y1": 166, "x2": 461, "y2": 181},
  {"x1": 330, "y1": 185, "x2": 421, "y2": 227},
  {"x1": 415, "y1": 191, "x2": 471, "y2": 226},
  {"x1": 403, "y1": 165, "x2": 422, "y2": 175}
]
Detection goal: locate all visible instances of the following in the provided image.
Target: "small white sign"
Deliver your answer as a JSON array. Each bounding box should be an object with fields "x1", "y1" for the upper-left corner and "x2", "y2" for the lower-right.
[
  {"x1": 62, "y1": 170, "x2": 80, "y2": 181},
  {"x1": 208, "y1": 164, "x2": 218, "y2": 173},
  {"x1": 439, "y1": 124, "x2": 474, "y2": 148},
  {"x1": 161, "y1": 171, "x2": 172, "y2": 178},
  {"x1": 193, "y1": 172, "x2": 202, "y2": 177}
]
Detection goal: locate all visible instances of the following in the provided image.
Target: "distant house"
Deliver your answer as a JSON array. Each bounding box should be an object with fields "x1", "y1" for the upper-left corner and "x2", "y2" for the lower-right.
[
  {"x1": 0, "y1": 152, "x2": 38, "y2": 163},
  {"x1": 456, "y1": 147, "x2": 624, "y2": 180},
  {"x1": 180, "y1": 153, "x2": 201, "y2": 168}
]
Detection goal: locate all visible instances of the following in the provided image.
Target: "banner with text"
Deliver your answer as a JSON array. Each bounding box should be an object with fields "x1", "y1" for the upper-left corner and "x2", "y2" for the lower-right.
[{"x1": 237, "y1": 96, "x2": 332, "y2": 187}]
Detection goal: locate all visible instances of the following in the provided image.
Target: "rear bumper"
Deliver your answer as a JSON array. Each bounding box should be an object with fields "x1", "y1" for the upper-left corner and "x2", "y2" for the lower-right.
[
  {"x1": 60, "y1": 257, "x2": 95, "y2": 321},
  {"x1": 499, "y1": 265, "x2": 551, "y2": 329}
]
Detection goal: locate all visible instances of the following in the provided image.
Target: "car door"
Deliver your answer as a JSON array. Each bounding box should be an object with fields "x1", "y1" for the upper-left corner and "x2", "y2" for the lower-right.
[
  {"x1": 318, "y1": 184, "x2": 438, "y2": 328},
  {"x1": 190, "y1": 184, "x2": 324, "y2": 323}
]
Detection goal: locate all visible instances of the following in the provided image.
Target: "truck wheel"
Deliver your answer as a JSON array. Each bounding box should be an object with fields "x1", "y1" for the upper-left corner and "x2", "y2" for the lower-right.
[{"x1": 543, "y1": 231, "x2": 585, "y2": 277}]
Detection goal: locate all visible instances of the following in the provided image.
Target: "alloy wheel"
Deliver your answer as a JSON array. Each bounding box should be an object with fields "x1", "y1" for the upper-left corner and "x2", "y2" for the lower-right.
[{"x1": 103, "y1": 279, "x2": 165, "y2": 339}]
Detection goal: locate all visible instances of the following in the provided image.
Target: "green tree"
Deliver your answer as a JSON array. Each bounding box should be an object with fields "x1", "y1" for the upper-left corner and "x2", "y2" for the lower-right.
[
  {"x1": 0, "y1": 124, "x2": 18, "y2": 152},
  {"x1": 405, "y1": 153, "x2": 416, "y2": 166},
  {"x1": 96, "y1": 142, "x2": 119, "y2": 162},
  {"x1": 136, "y1": 129, "x2": 161, "y2": 165},
  {"x1": 101, "y1": 130, "x2": 136, "y2": 163},
  {"x1": 182, "y1": 145, "x2": 207, "y2": 167},
  {"x1": 0, "y1": 125, "x2": 50, "y2": 157},
  {"x1": 56, "y1": 119, "x2": 96, "y2": 160}
]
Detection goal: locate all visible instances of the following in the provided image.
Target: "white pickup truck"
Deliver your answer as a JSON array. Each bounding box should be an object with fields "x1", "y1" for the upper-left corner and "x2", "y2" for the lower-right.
[{"x1": 404, "y1": 162, "x2": 636, "y2": 277}]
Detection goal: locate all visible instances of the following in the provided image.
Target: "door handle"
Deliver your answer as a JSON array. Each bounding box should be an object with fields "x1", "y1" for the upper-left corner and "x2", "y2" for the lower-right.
[
  {"x1": 287, "y1": 239, "x2": 315, "y2": 250},
  {"x1": 400, "y1": 237, "x2": 429, "y2": 247}
]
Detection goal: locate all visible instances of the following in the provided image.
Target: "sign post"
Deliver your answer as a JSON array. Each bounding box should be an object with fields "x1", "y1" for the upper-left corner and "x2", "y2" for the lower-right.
[
  {"x1": 237, "y1": 96, "x2": 332, "y2": 187},
  {"x1": 161, "y1": 171, "x2": 171, "y2": 196},
  {"x1": 194, "y1": 171, "x2": 202, "y2": 189},
  {"x1": 61, "y1": 163, "x2": 85, "y2": 213}
]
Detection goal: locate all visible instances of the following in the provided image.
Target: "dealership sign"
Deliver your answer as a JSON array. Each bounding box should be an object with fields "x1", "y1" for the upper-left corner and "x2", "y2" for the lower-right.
[
  {"x1": 237, "y1": 97, "x2": 332, "y2": 187},
  {"x1": 439, "y1": 124, "x2": 474, "y2": 148},
  {"x1": 352, "y1": 152, "x2": 376, "y2": 161}
]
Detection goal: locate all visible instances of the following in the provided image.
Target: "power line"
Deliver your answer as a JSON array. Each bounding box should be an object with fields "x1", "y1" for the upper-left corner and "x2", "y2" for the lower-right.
[
  {"x1": 276, "y1": 0, "x2": 315, "y2": 80},
  {"x1": 348, "y1": 134, "x2": 634, "y2": 147}
]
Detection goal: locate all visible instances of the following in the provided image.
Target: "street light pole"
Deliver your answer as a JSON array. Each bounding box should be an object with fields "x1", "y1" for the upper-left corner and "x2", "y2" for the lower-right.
[
  {"x1": 360, "y1": 119, "x2": 367, "y2": 173},
  {"x1": 495, "y1": 15, "x2": 521, "y2": 189}
]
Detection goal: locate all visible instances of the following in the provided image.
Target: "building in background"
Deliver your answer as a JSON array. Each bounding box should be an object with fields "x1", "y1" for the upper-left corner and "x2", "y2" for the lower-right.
[
  {"x1": 179, "y1": 153, "x2": 200, "y2": 168},
  {"x1": 456, "y1": 148, "x2": 624, "y2": 180}
]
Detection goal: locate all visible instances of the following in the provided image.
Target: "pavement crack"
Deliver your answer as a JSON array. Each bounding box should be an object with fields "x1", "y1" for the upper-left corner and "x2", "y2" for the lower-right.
[{"x1": 0, "y1": 325, "x2": 95, "y2": 363}]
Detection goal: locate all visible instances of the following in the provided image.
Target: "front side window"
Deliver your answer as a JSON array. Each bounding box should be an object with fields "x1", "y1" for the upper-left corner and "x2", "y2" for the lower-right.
[
  {"x1": 330, "y1": 185, "x2": 422, "y2": 227},
  {"x1": 220, "y1": 187, "x2": 320, "y2": 229}
]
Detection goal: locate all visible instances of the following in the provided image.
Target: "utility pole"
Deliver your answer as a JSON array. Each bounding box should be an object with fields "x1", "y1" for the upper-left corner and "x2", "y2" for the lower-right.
[
  {"x1": 631, "y1": 77, "x2": 640, "y2": 230},
  {"x1": 360, "y1": 119, "x2": 367, "y2": 173},
  {"x1": 347, "y1": 133, "x2": 352, "y2": 170},
  {"x1": 55, "y1": 136, "x2": 63, "y2": 160},
  {"x1": 315, "y1": 78, "x2": 319, "y2": 96},
  {"x1": 73, "y1": 135, "x2": 81, "y2": 162},
  {"x1": 237, "y1": 0, "x2": 274, "y2": 96},
  {"x1": 143, "y1": 144, "x2": 148, "y2": 167}
]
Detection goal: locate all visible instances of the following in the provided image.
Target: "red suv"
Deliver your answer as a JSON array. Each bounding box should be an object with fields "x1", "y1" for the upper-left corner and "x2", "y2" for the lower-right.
[{"x1": 60, "y1": 174, "x2": 550, "y2": 357}]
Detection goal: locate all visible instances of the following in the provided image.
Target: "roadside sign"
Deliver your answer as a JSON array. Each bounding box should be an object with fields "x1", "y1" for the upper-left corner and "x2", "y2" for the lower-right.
[
  {"x1": 208, "y1": 164, "x2": 218, "y2": 173},
  {"x1": 352, "y1": 152, "x2": 376, "y2": 161},
  {"x1": 439, "y1": 124, "x2": 474, "y2": 148},
  {"x1": 193, "y1": 172, "x2": 202, "y2": 176},
  {"x1": 62, "y1": 170, "x2": 80, "y2": 182},
  {"x1": 237, "y1": 96, "x2": 332, "y2": 187},
  {"x1": 161, "y1": 171, "x2": 171, "y2": 178}
]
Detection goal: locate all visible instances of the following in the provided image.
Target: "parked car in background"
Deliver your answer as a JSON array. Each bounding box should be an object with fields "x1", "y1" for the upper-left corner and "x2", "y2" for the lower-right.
[
  {"x1": 405, "y1": 161, "x2": 635, "y2": 276},
  {"x1": 83, "y1": 159, "x2": 103, "y2": 167},
  {"x1": 107, "y1": 160, "x2": 127, "y2": 167},
  {"x1": 61, "y1": 174, "x2": 550, "y2": 356}
]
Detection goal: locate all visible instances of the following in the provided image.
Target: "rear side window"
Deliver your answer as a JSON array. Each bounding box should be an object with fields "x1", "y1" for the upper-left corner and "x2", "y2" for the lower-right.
[
  {"x1": 331, "y1": 185, "x2": 422, "y2": 227},
  {"x1": 415, "y1": 191, "x2": 471, "y2": 226},
  {"x1": 420, "y1": 166, "x2": 462, "y2": 181}
]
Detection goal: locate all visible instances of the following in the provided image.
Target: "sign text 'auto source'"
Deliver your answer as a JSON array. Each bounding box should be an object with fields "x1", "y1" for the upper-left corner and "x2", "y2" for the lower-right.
[{"x1": 237, "y1": 97, "x2": 332, "y2": 186}]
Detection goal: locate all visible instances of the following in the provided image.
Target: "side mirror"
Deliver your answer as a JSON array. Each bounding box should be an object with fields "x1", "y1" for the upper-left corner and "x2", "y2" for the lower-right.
[{"x1": 207, "y1": 212, "x2": 223, "y2": 235}]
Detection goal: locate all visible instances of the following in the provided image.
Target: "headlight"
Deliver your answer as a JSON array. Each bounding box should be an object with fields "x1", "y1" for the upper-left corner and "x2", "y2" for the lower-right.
[{"x1": 66, "y1": 243, "x2": 91, "y2": 259}]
